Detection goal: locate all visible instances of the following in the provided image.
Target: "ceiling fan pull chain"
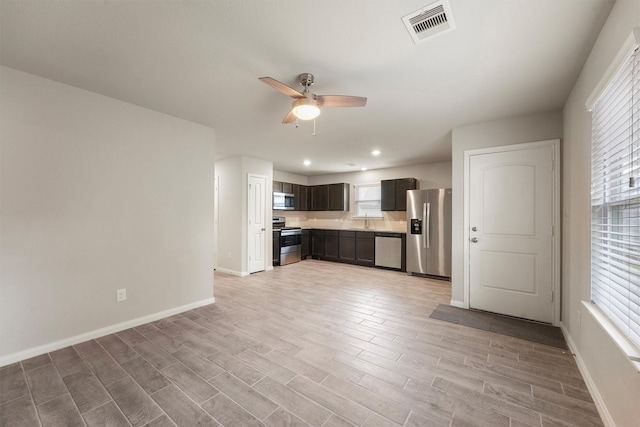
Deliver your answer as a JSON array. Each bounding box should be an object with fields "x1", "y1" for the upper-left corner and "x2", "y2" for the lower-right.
[
  {"x1": 296, "y1": 117, "x2": 299, "y2": 128},
  {"x1": 313, "y1": 118, "x2": 316, "y2": 136}
]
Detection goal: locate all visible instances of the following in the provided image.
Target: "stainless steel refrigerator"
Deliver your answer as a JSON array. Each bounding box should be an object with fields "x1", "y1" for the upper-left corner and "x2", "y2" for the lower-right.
[{"x1": 406, "y1": 188, "x2": 452, "y2": 278}]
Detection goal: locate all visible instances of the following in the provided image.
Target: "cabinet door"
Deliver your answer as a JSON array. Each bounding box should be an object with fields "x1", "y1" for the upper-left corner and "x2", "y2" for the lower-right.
[
  {"x1": 311, "y1": 185, "x2": 328, "y2": 210},
  {"x1": 273, "y1": 181, "x2": 283, "y2": 192},
  {"x1": 325, "y1": 232, "x2": 340, "y2": 261},
  {"x1": 380, "y1": 179, "x2": 396, "y2": 211},
  {"x1": 339, "y1": 231, "x2": 356, "y2": 264},
  {"x1": 273, "y1": 231, "x2": 280, "y2": 266},
  {"x1": 299, "y1": 185, "x2": 309, "y2": 211},
  {"x1": 395, "y1": 178, "x2": 417, "y2": 211},
  {"x1": 328, "y1": 183, "x2": 349, "y2": 211},
  {"x1": 293, "y1": 184, "x2": 301, "y2": 211},
  {"x1": 311, "y1": 230, "x2": 325, "y2": 258},
  {"x1": 282, "y1": 182, "x2": 293, "y2": 194},
  {"x1": 294, "y1": 185, "x2": 309, "y2": 211},
  {"x1": 301, "y1": 229, "x2": 310, "y2": 259},
  {"x1": 356, "y1": 232, "x2": 375, "y2": 267}
]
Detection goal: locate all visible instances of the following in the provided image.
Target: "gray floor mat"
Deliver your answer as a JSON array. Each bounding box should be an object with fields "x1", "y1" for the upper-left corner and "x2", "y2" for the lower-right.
[{"x1": 429, "y1": 304, "x2": 568, "y2": 349}]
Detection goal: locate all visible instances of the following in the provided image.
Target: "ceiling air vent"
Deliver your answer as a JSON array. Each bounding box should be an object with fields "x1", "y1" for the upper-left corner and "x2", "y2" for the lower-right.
[{"x1": 402, "y1": 0, "x2": 455, "y2": 44}]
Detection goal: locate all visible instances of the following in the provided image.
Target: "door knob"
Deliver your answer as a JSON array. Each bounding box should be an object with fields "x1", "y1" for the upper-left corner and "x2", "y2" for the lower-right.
[{"x1": 471, "y1": 237, "x2": 478, "y2": 243}]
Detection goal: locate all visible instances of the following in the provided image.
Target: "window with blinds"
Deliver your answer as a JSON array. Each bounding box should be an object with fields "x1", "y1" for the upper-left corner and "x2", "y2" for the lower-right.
[
  {"x1": 591, "y1": 44, "x2": 640, "y2": 348},
  {"x1": 354, "y1": 184, "x2": 382, "y2": 218}
]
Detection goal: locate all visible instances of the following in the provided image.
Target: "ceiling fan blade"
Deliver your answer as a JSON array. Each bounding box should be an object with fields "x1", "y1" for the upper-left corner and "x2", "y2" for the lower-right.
[
  {"x1": 259, "y1": 77, "x2": 305, "y2": 98},
  {"x1": 317, "y1": 95, "x2": 367, "y2": 108},
  {"x1": 282, "y1": 109, "x2": 297, "y2": 124}
]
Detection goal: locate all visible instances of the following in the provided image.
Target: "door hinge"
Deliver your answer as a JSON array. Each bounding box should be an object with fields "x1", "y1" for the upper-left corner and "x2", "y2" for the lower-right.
[{"x1": 551, "y1": 290, "x2": 554, "y2": 302}]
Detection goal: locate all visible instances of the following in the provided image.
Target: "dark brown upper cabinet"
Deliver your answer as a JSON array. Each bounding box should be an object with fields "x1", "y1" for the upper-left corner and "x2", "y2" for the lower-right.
[
  {"x1": 273, "y1": 181, "x2": 348, "y2": 211},
  {"x1": 274, "y1": 181, "x2": 309, "y2": 211},
  {"x1": 328, "y1": 183, "x2": 349, "y2": 211},
  {"x1": 282, "y1": 182, "x2": 293, "y2": 194},
  {"x1": 293, "y1": 184, "x2": 309, "y2": 211},
  {"x1": 311, "y1": 185, "x2": 329, "y2": 211},
  {"x1": 381, "y1": 178, "x2": 418, "y2": 211},
  {"x1": 310, "y1": 183, "x2": 349, "y2": 211}
]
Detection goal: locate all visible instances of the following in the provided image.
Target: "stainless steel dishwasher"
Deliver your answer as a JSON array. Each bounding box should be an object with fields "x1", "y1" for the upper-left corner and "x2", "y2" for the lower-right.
[{"x1": 374, "y1": 232, "x2": 403, "y2": 270}]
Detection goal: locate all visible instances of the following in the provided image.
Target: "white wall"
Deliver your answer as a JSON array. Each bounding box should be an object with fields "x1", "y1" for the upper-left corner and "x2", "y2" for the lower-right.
[
  {"x1": 276, "y1": 162, "x2": 452, "y2": 231},
  {"x1": 0, "y1": 67, "x2": 216, "y2": 364},
  {"x1": 307, "y1": 162, "x2": 452, "y2": 189},
  {"x1": 215, "y1": 156, "x2": 272, "y2": 275},
  {"x1": 273, "y1": 170, "x2": 308, "y2": 186},
  {"x1": 450, "y1": 111, "x2": 563, "y2": 306},
  {"x1": 215, "y1": 157, "x2": 245, "y2": 274},
  {"x1": 562, "y1": 1, "x2": 640, "y2": 425}
]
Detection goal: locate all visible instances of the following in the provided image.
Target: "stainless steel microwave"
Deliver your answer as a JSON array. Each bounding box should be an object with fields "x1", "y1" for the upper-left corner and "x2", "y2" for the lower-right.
[{"x1": 273, "y1": 192, "x2": 295, "y2": 210}]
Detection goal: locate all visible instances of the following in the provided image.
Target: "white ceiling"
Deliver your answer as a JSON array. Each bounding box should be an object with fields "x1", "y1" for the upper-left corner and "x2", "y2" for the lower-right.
[{"x1": 0, "y1": 0, "x2": 613, "y2": 176}]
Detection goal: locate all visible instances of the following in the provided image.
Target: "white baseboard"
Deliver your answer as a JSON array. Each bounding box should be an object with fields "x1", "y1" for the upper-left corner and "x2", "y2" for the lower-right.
[
  {"x1": 450, "y1": 299, "x2": 466, "y2": 308},
  {"x1": 215, "y1": 267, "x2": 249, "y2": 277},
  {"x1": 560, "y1": 323, "x2": 615, "y2": 427},
  {"x1": 0, "y1": 297, "x2": 215, "y2": 368}
]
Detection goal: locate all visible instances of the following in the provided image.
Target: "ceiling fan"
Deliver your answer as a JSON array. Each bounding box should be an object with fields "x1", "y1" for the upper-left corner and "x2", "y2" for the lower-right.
[{"x1": 258, "y1": 73, "x2": 367, "y2": 124}]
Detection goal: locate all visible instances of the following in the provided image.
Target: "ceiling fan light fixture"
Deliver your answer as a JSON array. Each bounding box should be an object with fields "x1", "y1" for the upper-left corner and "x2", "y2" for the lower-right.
[{"x1": 292, "y1": 97, "x2": 320, "y2": 120}]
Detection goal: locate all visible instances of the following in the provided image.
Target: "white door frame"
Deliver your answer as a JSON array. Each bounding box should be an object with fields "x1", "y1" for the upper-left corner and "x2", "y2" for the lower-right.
[{"x1": 463, "y1": 139, "x2": 560, "y2": 325}]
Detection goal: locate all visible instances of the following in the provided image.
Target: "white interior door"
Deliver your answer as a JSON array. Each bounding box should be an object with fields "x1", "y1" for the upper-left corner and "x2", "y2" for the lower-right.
[
  {"x1": 248, "y1": 174, "x2": 267, "y2": 274},
  {"x1": 469, "y1": 143, "x2": 555, "y2": 323}
]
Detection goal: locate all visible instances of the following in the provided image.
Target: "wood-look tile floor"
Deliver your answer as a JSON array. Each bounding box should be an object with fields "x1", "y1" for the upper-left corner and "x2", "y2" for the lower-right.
[{"x1": 0, "y1": 260, "x2": 603, "y2": 427}]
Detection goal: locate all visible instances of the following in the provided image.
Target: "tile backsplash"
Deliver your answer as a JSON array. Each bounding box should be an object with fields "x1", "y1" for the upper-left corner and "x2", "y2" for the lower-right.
[{"x1": 277, "y1": 210, "x2": 407, "y2": 232}]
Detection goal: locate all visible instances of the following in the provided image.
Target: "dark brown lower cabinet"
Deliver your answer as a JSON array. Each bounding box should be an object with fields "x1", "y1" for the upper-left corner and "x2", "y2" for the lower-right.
[
  {"x1": 273, "y1": 230, "x2": 280, "y2": 266},
  {"x1": 324, "y1": 230, "x2": 339, "y2": 262},
  {"x1": 339, "y1": 231, "x2": 356, "y2": 264},
  {"x1": 311, "y1": 230, "x2": 325, "y2": 259},
  {"x1": 301, "y1": 229, "x2": 310, "y2": 259},
  {"x1": 355, "y1": 231, "x2": 375, "y2": 267},
  {"x1": 308, "y1": 229, "x2": 398, "y2": 269}
]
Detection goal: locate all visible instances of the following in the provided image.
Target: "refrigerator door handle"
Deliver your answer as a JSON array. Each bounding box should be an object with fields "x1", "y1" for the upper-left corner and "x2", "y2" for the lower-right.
[
  {"x1": 425, "y1": 202, "x2": 431, "y2": 249},
  {"x1": 422, "y1": 203, "x2": 426, "y2": 248}
]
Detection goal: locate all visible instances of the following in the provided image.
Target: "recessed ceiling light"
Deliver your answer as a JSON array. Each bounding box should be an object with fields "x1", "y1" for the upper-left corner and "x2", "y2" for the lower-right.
[
  {"x1": 371, "y1": 150, "x2": 381, "y2": 156},
  {"x1": 361, "y1": 167, "x2": 368, "y2": 171},
  {"x1": 303, "y1": 160, "x2": 311, "y2": 166}
]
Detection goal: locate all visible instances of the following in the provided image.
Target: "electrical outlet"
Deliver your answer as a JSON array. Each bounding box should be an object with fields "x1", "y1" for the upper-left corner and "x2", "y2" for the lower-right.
[
  {"x1": 117, "y1": 288, "x2": 126, "y2": 302},
  {"x1": 577, "y1": 309, "x2": 581, "y2": 328}
]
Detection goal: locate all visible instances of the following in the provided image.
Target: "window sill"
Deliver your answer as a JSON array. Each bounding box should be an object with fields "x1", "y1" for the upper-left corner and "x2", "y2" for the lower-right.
[{"x1": 582, "y1": 300, "x2": 640, "y2": 372}]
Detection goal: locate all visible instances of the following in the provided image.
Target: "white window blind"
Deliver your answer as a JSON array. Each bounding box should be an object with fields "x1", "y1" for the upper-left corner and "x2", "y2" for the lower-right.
[
  {"x1": 354, "y1": 184, "x2": 382, "y2": 218},
  {"x1": 591, "y1": 45, "x2": 640, "y2": 348}
]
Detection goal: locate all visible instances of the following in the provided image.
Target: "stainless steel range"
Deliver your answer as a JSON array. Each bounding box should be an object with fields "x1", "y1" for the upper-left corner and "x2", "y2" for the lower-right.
[{"x1": 273, "y1": 216, "x2": 302, "y2": 265}]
